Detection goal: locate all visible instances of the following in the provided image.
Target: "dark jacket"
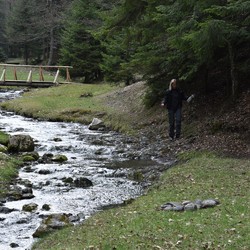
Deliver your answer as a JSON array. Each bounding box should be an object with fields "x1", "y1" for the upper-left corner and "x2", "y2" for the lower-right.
[{"x1": 163, "y1": 88, "x2": 187, "y2": 111}]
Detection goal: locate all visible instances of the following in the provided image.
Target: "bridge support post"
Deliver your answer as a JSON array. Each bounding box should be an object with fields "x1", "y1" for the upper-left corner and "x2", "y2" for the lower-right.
[
  {"x1": 66, "y1": 67, "x2": 71, "y2": 82},
  {"x1": 14, "y1": 67, "x2": 18, "y2": 80},
  {"x1": 53, "y1": 69, "x2": 60, "y2": 84},
  {"x1": 0, "y1": 68, "x2": 6, "y2": 82},
  {"x1": 27, "y1": 70, "x2": 32, "y2": 83},
  {"x1": 39, "y1": 67, "x2": 44, "y2": 81}
]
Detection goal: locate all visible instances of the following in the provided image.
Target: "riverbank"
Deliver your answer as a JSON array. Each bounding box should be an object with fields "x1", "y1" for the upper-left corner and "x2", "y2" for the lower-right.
[
  {"x1": 0, "y1": 131, "x2": 22, "y2": 199},
  {"x1": 0, "y1": 82, "x2": 249, "y2": 249},
  {"x1": 1, "y1": 81, "x2": 249, "y2": 159},
  {"x1": 32, "y1": 152, "x2": 250, "y2": 250}
]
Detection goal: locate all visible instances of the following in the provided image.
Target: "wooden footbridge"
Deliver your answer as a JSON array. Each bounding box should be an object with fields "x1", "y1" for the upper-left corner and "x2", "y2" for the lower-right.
[{"x1": 0, "y1": 64, "x2": 73, "y2": 88}]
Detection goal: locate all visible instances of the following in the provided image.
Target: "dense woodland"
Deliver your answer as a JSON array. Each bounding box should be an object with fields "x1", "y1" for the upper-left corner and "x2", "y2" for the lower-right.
[{"x1": 0, "y1": 0, "x2": 249, "y2": 105}]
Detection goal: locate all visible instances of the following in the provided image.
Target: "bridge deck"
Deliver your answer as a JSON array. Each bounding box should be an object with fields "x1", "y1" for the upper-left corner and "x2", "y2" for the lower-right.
[{"x1": 0, "y1": 80, "x2": 57, "y2": 88}]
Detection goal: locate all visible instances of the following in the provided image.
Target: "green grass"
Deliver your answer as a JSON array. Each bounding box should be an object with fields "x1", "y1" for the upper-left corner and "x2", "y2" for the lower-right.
[
  {"x1": 0, "y1": 81, "x2": 157, "y2": 135},
  {"x1": 0, "y1": 131, "x2": 21, "y2": 198},
  {"x1": 0, "y1": 154, "x2": 21, "y2": 197},
  {"x1": 0, "y1": 131, "x2": 9, "y2": 146},
  {"x1": 32, "y1": 152, "x2": 250, "y2": 250},
  {"x1": 0, "y1": 83, "x2": 121, "y2": 124}
]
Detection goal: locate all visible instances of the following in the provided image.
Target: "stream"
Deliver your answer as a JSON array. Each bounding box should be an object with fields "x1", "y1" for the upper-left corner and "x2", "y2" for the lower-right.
[{"x1": 0, "y1": 89, "x2": 165, "y2": 250}]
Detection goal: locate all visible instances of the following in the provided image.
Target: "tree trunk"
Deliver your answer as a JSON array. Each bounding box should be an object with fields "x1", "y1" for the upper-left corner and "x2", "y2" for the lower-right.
[
  {"x1": 47, "y1": 27, "x2": 54, "y2": 65},
  {"x1": 24, "y1": 44, "x2": 29, "y2": 65},
  {"x1": 227, "y1": 40, "x2": 238, "y2": 101}
]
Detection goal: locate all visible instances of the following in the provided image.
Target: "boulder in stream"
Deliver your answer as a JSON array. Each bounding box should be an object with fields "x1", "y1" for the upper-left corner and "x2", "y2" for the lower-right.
[
  {"x1": 88, "y1": 118, "x2": 105, "y2": 130},
  {"x1": 33, "y1": 213, "x2": 73, "y2": 238},
  {"x1": 22, "y1": 203, "x2": 38, "y2": 212},
  {"x1": 52, "y1": 154, "x2": 68, "y2": 162},
  {"x1": 8, "y1": 134, "x2": 35, "y2": 153},
  {"x1": 7, "y1": 185, "x2": 34, "y2": 201},
  {"x1": 21, "y1": 151, "x2": 40, "y2": 162},
  {"x1": 0, "y1": 206, "x2": 17, "y2": 214},
  {"x1": 73, "y1": 177, "x2": 93, "y2": 188}
]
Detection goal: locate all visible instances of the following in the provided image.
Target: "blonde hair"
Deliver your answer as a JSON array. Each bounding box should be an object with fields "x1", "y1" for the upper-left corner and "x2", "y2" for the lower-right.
[{"x1": 169, "y1": 79, "x2": 176, "y2": 90}]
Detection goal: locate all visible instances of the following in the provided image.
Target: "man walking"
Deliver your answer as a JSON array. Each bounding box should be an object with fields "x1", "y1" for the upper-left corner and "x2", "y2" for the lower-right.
[{"x1": 161, "y1": 79, "x2": 194, "y2": 140}]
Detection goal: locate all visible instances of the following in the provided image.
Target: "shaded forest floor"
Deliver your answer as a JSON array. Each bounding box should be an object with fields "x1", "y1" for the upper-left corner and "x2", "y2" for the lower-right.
[{"x1": 100, "y1": 81, "x2": 250, "y2": 159}]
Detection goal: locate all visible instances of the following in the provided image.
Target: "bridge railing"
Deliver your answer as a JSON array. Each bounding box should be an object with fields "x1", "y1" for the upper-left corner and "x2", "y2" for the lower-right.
[{"x1": 0, "y1": 64, "x2": 73, "y2": 85}]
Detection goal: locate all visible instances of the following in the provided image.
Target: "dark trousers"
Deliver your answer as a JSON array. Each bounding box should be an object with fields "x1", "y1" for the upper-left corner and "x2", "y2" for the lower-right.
[{"x1": 168, "y1": 108, "x2": 182, "y2": 139}]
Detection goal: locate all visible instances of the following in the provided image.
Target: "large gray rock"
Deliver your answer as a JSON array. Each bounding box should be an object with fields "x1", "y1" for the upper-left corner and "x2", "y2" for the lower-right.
[
  {"x1": 22, "y1": 203, "x2": 38, "y2": 212},
  {"x1": 0, "y1": 206, "x2": 17, "y2": 214},
  {"x1": 33, "y1": 213, "x2": 73, "y2": 238},
  {"x1": 88, "y1": 118, "x2": 105, "y2": 130},
  {"x1": 7, "y1": 185, "x2": 34, "y2": 201},
  {"x1": 8, "y1": 134, "x2": 35, "y2": 153},
  {"x1": 73, "y1": 177, "x2": 93, "y2": 188}
]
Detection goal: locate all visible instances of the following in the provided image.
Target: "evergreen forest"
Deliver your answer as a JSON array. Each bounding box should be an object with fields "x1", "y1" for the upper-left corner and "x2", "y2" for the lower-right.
[{"x1": 0, "y1": 0, "x2": 249, "y2": 104}]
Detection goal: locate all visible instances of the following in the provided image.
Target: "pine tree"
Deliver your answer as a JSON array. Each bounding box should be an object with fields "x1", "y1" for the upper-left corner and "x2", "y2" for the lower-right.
[
  {"x1": 6, "y1": 0, "x2": 39, "y2": 64},
  {"x1": 100, "y1": 0, "x2": 250, "y2": 104},
  {"x1": 100, "y1": 0, "x2": 147, "y2": 84},
  {"x1": 0, "y1": 0, "x2": 9, "y2": 61},
  {"x1": 59, "y1": 0, "x2": 104, "y2": 82}
]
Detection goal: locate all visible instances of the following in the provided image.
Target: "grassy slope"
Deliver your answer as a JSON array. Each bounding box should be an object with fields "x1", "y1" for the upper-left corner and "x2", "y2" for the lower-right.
[
  {"x1": 32, "y1": 152, "x2": 250, "y2": 250},
  {"x1": 0, "y1": 83, "x2": 121, "y2": 124},
  {"x1": 0, "y1": 82, "x2": 249, "y2": 249}
]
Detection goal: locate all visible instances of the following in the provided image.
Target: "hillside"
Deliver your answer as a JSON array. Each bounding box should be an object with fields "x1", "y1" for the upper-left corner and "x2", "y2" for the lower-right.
[{"x1": 100, "y1": 81, "x2": 250, "y2": 159}]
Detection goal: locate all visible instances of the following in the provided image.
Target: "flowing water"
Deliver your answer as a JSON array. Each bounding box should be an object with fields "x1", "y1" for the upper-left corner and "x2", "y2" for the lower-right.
[{"x1": 0, "y1": 89, "x2": 163, "y2": 250}]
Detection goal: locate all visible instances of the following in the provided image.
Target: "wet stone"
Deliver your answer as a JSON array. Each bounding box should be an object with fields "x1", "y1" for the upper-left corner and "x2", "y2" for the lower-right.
[
  {"x1": 22, "y1": 187, "x2": 33, "y2": 194},
  {"x1": 10, "y1": 243, "x2": 19, "y2": 248},
  {"x1": 16, "y1": 219, "x2": 29, "y2": 224},
  {"x1": 51, "y1": 154, "x2": 68, "y2": 162},
  {"x1": 22, "y1": 203, "x2": 38, "y2": 212},
  {"x1": 22, "y1": 151, "x2": 40, "y2": 161},
  {"x1": 0, "y1": 206, "x2": 17, "y2": 214},
  {"x1": 23, "y1": 166, "x2": 35, "y2": 173},
  {"x1": 73, "y1": 177, "x2": 93, "y2": 188},
  {"x1": 62, "y1": 177, "x2": 74, "y2": 184},
  {"x1": 33, "y1": 213, "x2": 73, "y2": 238},
  {"x1": 42, "y1": 204, "x2": 51, "y2": 211},
  {"x1": 8, "y1": 134, "x2": 35, "y2": 153},
  {"x1": 53, "y1": 137, "x2": 62, "y2": 142},
  {"x1": 38, "y1": 153, "x2": 54, "y2": 163},
  {"x1": 22, "y1": 193, "x2": 35, "y2": 199},
  {"x1": 38, "y1": 169, "x2": 52, "y2": 175},
  {"x1": 18, "y1": 179, "x2": 33, "y2": 188},
  {"x1": 69, "y1": 213, "x2": 85, "y2": 223}
]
